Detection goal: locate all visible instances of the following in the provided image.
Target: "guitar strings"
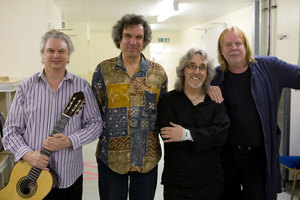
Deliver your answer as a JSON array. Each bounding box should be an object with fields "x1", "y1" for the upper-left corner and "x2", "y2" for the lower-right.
[
  {"x1": 20, "y1": 177, "x2": 31, "y2": 194},
  {"x1": 19, "y1": 167, "x2": 39, "y2": 194}
]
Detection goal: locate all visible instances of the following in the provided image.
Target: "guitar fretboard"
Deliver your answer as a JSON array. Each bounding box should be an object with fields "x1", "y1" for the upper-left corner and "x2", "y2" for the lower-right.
[
  {"x1": 41, "y1": 113, "x2": 70, "y2": 157},
  {"x1": 27, "y1": 113, "x2": 71, "y2": 182}
]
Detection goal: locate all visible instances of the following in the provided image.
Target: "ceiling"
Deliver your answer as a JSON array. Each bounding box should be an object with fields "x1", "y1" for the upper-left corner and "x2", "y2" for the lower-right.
[{"x1": 53, "y1": 0, "x2": 253, "y2": 32}]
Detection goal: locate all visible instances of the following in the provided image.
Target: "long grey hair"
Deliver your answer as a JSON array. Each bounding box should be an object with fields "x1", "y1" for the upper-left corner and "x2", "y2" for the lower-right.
[{"x1": 174, "y1": 48, "x2": 215, "y2": 92}]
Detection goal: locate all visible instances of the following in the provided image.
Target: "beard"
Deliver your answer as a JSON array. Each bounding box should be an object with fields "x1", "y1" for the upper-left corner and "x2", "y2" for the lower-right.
[
  {"x1": 186, "y1": 73, "x2": 205, "y2": 89},
  {"x1": 187, "y1": 80, "x2": 204, "y2": 89}
]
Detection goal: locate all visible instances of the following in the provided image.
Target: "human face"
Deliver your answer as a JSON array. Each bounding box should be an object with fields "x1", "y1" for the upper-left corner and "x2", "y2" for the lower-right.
[
  {"x1": 221, "y1": 30, "x2": 247, "y2": 69},
  {"x1": 119, "y1": 24, "x2": 144, "y2": 59},
  {"x1": 41, "y1": 38, "x2": 70, "y2": 72},
  {"x1": 184, "y1": 53, "x2": 207, "y2": 89}
]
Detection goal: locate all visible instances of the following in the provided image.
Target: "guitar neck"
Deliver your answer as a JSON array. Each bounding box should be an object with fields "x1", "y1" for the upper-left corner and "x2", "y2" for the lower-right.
[
  {"x1": 30, "y1": 113, "x2": 70, "y2": 183},
  {"x1": 40, "y1": 113, "x2": 70, "y2": 157},
  {"x1": 50, "y1": 113, "x2": 70, "y2": 136}
]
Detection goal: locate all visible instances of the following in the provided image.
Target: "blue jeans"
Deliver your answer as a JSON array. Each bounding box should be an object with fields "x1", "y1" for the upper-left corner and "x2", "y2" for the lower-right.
[{"x1": 97, "y1": 159, "x2": 158, "y2": 200}]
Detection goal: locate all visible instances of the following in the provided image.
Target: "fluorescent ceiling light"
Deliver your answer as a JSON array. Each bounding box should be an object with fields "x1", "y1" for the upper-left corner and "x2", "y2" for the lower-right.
[
  {"x1": 152, "y1": 0, "x2": 179, "y2": 23},
  {"x1": 157, "y1": 12, "x2": 173, "y2": 23}
]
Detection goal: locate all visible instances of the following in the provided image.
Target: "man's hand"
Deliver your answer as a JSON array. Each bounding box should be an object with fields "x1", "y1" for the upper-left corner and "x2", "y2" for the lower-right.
[
  {"x1": 22, "y1": 151, "x2": 50, "y2": 170},
  {"x1": 160, "y1": 122, "x2": 183, "y2": 143},
  {"x1": 207, "y1": 86, "x2": 224, "y2": 103},
  {"x1": 44, "y1": 133, "x2": 72, "y2": 152}
]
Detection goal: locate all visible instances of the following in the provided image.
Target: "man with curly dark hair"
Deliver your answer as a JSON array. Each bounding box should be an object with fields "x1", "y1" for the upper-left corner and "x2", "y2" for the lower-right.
[{"x1": 92, "y1": 14, "x2": 168, "y2": 200}]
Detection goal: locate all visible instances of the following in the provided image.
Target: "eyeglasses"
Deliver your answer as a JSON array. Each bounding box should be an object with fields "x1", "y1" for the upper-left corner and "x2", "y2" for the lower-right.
[{"x1": 186, "y1": 64, "x2": 207, "y2": 71}]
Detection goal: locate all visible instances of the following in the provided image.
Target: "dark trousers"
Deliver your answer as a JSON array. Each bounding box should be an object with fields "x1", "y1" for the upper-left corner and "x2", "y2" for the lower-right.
[
  {"x1": 43, "y1": 174, "x2": 83, "y2": 200},
  {"x1": 97, "y1": 159, "x2": 158, "y2": 200},
  {"x1": 220, "y1": 144, "x2": 266, "y2": 200},
  {"x1": 164, "y1": 182, "x2": 224, "y2": 200}
]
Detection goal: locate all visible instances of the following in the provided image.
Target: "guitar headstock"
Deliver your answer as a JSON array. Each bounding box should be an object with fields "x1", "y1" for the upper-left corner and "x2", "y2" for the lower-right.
[{"x1": 64, "y1": 91, "x2": 85, "y2": 117}]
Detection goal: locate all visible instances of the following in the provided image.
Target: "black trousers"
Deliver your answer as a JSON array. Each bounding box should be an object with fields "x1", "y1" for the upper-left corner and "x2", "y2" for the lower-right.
[
  {"x1": 43, "y1": 174, "x2": 83, "y2": 200},
  {"x1": 220, "y1": 144, "x2": 266, "y2": 200},
  {"x1": 164, "y1": 181, "x2": 224, "y2": 200}
]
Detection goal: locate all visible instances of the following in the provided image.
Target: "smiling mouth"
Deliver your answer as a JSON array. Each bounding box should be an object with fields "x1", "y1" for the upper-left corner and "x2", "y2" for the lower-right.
[
  {"x1": 51, "y1": 61, "x2": 61, "y2": 64},
  {"x1": 190, "y1": 76, "x2": 201, "y2": 80}
]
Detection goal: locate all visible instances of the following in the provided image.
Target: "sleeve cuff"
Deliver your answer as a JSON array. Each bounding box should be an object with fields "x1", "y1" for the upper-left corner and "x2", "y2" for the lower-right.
[
  {"x1": 182, "y1": 128, "x2": 194, "y2": 141},
  {"x1": 68, "y1": 134, "x2": 80, "y2": 149},
  {"x1": 15, "y1": 146, "x2": 33, "y2": 161}
]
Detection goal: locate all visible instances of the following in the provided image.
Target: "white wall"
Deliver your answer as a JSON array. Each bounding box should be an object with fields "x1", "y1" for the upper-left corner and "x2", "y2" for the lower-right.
[
  {"x1": 273, "y1": 0, "x2": 300, "y2": 155},
  {"x1": 178, "y1": 6, "x2": 253, "y2": 67},
  {"x1": 64, "y1": 21, "x2": 91, "y2": 81},
  {"x1": 151, "y1": 32, "x2": 181, "y2": 91},
  {"x1": 88, "y1": 31, "x2": 120, "y2": 82},
  {"x1": 0, "y1": 0, "x2": 61, "y2": 115},
  {"x1": 0, "y1": 0, "x2": 61, "y2": 78}
]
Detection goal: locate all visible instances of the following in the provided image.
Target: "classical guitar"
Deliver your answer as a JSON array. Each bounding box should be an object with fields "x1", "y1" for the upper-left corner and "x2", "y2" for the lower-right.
[{"x1": 0, "y1": 91, "x2": 85, "y2": 200}]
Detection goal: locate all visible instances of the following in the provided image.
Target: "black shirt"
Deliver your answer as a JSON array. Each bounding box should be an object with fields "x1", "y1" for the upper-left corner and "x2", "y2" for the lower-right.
[
  {"x1": 157, "y1": 90, "x2": 230, "y2": 187},
  {"x1": 224, "y1": 67, "x2": 264, "y2": 146}
]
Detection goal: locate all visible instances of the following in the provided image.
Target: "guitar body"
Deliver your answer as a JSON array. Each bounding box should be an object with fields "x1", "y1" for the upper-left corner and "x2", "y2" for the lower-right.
[
  {"x1": 0, "y1": 161, "x2": 55, "y2": 200},
  {"x1": 0, "y1": 91, "x2": 84, "y2": 200}
]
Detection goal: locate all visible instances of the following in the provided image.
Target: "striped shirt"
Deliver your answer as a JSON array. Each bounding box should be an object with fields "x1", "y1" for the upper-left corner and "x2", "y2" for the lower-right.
[{"x1": 2, "y1": 70, "x2": 102, "y2": 188}]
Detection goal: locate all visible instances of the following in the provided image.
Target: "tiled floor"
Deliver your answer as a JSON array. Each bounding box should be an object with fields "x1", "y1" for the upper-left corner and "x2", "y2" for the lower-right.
[{"x1": 82, "y1": 140, "x2": 298, "y2": 200}]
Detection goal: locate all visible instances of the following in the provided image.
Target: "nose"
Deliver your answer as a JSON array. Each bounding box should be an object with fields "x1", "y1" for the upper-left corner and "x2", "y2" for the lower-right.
[
  {"x1": 53, "y1": 52, "x2": 59, "y2": 57},
  {"x1": 129, "y1": 38, "x2": 137, "y2": 45},
  {"x1": 193, "y1": 67, "x2": 202, "y2": 73},
  {"x1": 231, "y1": 44, "x2": 238, "y2": 50}
]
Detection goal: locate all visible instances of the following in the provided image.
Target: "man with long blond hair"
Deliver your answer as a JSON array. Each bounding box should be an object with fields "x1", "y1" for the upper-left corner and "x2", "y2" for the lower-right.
[{"x1": 209, "y1": 26, "x2": 300, "y2": 200}]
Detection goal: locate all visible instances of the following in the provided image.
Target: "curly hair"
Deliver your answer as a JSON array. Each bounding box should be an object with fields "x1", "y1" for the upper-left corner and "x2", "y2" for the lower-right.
[
  {"x1": 111, "y1": 14, "x2": 152, "y2": 49},
  {"x1": 175, "y1": 48, "x2": 215, "y2": 92}
]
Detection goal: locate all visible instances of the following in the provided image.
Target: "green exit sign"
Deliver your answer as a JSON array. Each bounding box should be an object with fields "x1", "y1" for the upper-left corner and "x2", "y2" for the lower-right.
[{"x1": 158, "y1": 38, "x2": 170, "y2": 43}]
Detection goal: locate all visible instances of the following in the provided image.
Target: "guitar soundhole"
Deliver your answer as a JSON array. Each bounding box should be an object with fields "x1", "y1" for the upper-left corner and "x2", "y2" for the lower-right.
[{"x1": 16, "y1": 176, "x2": 37, "y2": 198}]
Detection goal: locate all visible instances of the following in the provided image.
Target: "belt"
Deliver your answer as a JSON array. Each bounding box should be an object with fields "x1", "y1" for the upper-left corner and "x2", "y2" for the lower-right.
[
  {"x1": 237, "y1": 145, "x2": 252, "y2": 151},
  {"x1": 225, "y1": 144, "x2": 263, "y2": 152}
]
